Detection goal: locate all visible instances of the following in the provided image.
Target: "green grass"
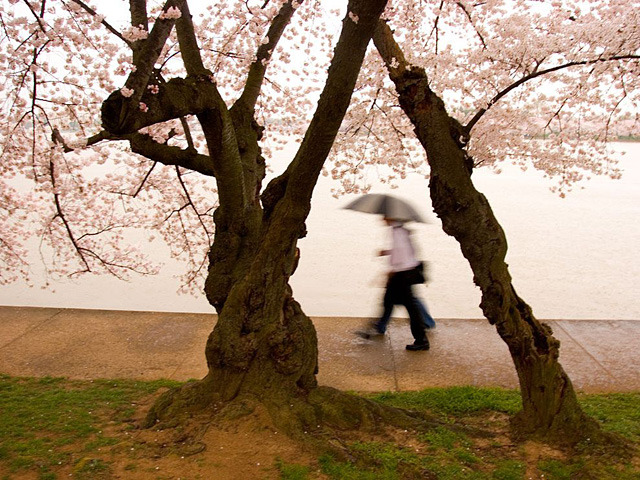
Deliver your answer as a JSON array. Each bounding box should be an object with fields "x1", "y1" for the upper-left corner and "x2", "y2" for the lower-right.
[
  {"x1": 313, "y1": 387, "x2": 640, "y2": 480},
  {"x1": 0, "y1": 376, "x2": 638, "y2": 480},
  {"x1": 0, "y1": 374, "x2": 179, "y2": 478},
  {"x1": 580, "y1": 393, "x2": 640, "y2": 443},
  {"x1": 369, "y1": 386, "x2": 523, "y2": 417},
  {"x1": 276, "y1": 458, "x2": 312, "y2": 480}
]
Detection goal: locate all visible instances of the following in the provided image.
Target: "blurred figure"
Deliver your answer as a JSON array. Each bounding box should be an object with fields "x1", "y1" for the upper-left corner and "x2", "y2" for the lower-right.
[{"x1": 358, "y1": 217, "x2": 433, "y2": 351}]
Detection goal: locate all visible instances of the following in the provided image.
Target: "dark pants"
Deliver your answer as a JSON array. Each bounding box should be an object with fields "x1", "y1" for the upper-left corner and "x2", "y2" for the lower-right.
[{"x1": 375, "y1": 270, "x2": 428, "y2": 344}]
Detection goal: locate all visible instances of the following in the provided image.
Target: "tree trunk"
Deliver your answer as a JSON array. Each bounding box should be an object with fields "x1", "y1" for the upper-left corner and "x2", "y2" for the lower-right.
[
  {"x1": 141, "y1": 0, "x2": 402, "y2": 437},
  {"x1": 373, "y1": 24, "x2": 601, "y2": 444},
  {"x1": 197, "y1": 0, "x2": 389, "y2": 405}
]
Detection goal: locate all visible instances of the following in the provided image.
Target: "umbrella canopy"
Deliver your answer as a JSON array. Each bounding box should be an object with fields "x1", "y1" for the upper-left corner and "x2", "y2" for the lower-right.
[{"x1": 343, "y1": 193, "x2": 427, "y2": 223}]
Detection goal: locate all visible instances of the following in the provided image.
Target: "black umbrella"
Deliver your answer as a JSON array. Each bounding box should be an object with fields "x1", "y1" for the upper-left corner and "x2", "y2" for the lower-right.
[{"x1": 343, "y1": 193, "x2": 427, "y2": 223}]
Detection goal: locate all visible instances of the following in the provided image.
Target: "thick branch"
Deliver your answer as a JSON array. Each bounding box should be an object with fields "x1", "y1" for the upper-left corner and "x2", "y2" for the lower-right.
[
  {"x1": 128, "y1": 133, "x2": 216, "y2": 176},
  {"x1": 174, "y1": 1, "x2": 207, "y2": 76},
  {"x1": 129, "y1": 0, "x2": 148, "y2": 31},
  {"x1": 129, "y1": 0, "x2": 149, "y2": 63},
  {"x1": 197, "y1": 103, "x2": 246, "y2": 218},
  {"x1": 136, "y1": 2, "x2": 246, "y2": 218},
  {"x1": 373, "y1": 20, "x2": 412, "y2": 83},
  {"x1": 102, "y1": 76, "x2": 222, "y2": 135},
  {"x1": 373, "y1": 21, "x2": 470, "y2": 154},
  {"x1": 102, "y1": 0, "x2": 185, "y2": 134},
  {"x1": 123, "y1": 0, "x2": 186, "y2": 100},
  {"x1": 236, "y1": 0, "x2": 304, "y2": 111},
  {"x1": 284, "y1": 0, "x2": 389, "y2": 209}
]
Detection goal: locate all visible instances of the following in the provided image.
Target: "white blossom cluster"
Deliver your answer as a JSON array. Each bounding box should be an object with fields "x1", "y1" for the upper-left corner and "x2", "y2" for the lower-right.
[{"x1": 122, "y1": 25, "x2": 149, "y2": 42}]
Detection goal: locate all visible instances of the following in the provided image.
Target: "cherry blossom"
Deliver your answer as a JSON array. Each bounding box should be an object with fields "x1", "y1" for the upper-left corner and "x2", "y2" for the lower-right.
[
  {"x1": 330, "y1": 0, "x2": 639, "y2": 196},
  {"x1": 120, "y1": 87, "x2": 135, "y2": 98},
  {"x1": 0, "y1": 0, "x2": 637, "y2": 293},
  {"x1": 122, "y1": 25, "x2": 149, "y2": 42},
  {"x1": 159, "y1": 6, "x2": 182, "y2": 20}
]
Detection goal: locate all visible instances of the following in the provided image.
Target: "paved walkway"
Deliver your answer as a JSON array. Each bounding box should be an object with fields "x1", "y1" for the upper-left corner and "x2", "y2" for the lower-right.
[{"x1": 1, "y1": 306, "x2": 638, "y2": 393}]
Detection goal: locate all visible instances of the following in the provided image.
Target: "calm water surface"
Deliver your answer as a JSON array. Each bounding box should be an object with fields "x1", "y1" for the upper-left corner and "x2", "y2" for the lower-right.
[{"x1": 2, "y1": 143, "x2": 639, "y2": 320}]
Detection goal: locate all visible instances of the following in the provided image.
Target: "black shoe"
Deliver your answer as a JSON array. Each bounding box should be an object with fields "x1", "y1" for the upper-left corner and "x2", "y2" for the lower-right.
[{"x1": 406, "y1": 341, "x2": 429, "y2": 351}]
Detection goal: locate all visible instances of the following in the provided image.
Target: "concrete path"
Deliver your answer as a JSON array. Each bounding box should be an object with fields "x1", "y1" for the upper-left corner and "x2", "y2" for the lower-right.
[{"x1": 0, "y1": 306, "x2": 638, "y2": 393}]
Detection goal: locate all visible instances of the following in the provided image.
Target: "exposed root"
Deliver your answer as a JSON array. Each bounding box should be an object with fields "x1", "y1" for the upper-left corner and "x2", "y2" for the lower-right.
[
  {"x1": 141, "y1": 380, "x2": 506, "y2": 465},
  {"x1": 510, "y1": 408, "x2": 637, "y2": 461}
]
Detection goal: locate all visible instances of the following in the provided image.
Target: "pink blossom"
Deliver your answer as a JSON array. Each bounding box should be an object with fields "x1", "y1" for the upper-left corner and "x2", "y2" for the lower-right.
[
  {"x1": 159, "y1": 6, "x2": 182, "y2": 20},
  {"x1": 122, "y1": 25, "x2": 148, "y2": 42}
]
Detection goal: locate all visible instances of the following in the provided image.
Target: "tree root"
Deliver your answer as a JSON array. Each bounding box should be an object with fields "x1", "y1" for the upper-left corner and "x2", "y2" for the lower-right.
[
  {"x1": 510, "y1": 408, "x2": 637, "y2": 459},
  {"x1": 141, "y1": 380, "x2": 500, "y2": 462}
]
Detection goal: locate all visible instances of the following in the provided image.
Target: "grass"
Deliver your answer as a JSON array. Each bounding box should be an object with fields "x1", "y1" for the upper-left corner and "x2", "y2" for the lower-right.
[
  {"x1": 0, "y1": 374, "x2": 179, "y2": 479},
  {"x1": 580, "y1": 393, "x2": 640, "y2": 444},
  {"x1": 0, "y1": 375, "x2": 638, "y2": 480},
  {"x1": 315, "y1": 387, "x2": 639, "y2": 480},
  {"x1": 369, "y1": 385, "x2": 523, "y2": 416}
]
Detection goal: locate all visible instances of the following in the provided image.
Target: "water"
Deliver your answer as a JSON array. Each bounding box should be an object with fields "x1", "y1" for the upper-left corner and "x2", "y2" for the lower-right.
[
  {"x1": 2, "y1": 143, "x2": 639, "y2": 320},
  {"x1": 294, "y1": 142, "x2": 640, "y2": 320}
]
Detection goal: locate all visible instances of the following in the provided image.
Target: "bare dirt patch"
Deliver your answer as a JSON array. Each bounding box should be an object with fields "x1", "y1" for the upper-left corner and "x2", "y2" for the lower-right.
[{"x1": 80, "y1": 394, "x2": 324, "y2": 479}]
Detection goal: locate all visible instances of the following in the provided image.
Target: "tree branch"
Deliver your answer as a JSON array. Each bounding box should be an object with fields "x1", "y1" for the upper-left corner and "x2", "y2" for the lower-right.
[
  {"x1": 429, "y1": 0, "x2": 445, "y2": 55},
  {"x1": 128, "y1": 132, "x2": 216, "y2": 177},
  {"x1": 129, "y1": 0, "x2": 149, "y2": 31},
  {"x1": 175, "y1": 165, "x2": 213, "y2": 244},
  {"x1": 372, "y1": 20, "x2": 413, "y2": 83},
  {"x1": 20, "y1": 0, "x2": 47, "y2": 34},
  {"x1": 101, "y1": 0, "x2": 186, "y2": 134},
  {"x1": 236, "y1": 0, "x2": 304, "y2": 111},
  {"x1": 123, "y1": 0, "x2": 186, "y2": 100},
  {"x1": 373, "y1": 20, "x2": 471, "y2": 159},
  {"x1": 47, "y1": 156, "x2": 92, "y2": 273},
  {"x1": 455, "y1": 1, "x2": 487, "y2": 50},
  {"x1": 102, "y1": 75, "x2": 222, "y2": 135},
  {"x1": 132, "y1": 162, "x2": 157, "y2": 197},
  {"x1": 69, "y1": 0, "x2": 132, "y2": 47},
  {"x1": 283, "y1": 0, "x2": 389, "y2": 208},
  {"x1": 466, "y1": 54, "x2": 640, "y2": 132},
  {"x1": 174, "y1": 1, "x2": 207, "y2": 76}
]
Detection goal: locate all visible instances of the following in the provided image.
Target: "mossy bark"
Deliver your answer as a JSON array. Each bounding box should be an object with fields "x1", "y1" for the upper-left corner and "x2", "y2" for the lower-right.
[
  {"x1": 373, "y1": 22, "x2": 602, "y2": 445},
  {"x1": 114, "y1": 0, "x2": 397, "y2": 437}
]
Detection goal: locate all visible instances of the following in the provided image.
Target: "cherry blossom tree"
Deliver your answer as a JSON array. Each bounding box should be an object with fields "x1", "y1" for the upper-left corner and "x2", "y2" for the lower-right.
[
  {"x1": 328, "y1": 1, "x2": 639, "y2": 442},
  {"x1": 2, "y1": 0, "x2": 432, "y2": 441},
  {"x1": 1, "y1": 0, "x2": 638, "y2": 445}
]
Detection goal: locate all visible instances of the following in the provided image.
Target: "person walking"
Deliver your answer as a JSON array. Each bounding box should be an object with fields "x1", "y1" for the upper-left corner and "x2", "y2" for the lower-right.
[{"x1": 359, "y1": 217, "x2": 433, "y2": 350}]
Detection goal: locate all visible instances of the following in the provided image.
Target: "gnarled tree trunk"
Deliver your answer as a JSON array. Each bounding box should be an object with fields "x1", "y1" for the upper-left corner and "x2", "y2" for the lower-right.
[
  {"x1": 373, "y1": 22, "x2": 601, "y2": 444},
  {"x1": 198, "y1": 0, "x2": 388, "y2": 407},
  {"x1": 127, "y1": 0, "x2": 408, "y2": 436}
]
